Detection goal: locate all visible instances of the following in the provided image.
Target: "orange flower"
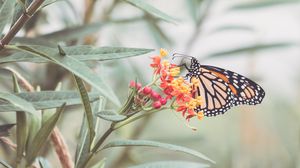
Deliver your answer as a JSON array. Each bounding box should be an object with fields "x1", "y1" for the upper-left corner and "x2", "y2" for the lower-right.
[{"x1": 148, "y1": 49, "x2": 204, "y2": 121}]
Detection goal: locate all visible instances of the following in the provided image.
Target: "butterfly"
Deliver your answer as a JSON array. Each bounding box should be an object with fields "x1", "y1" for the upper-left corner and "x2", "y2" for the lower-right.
[{"x1": 173, "y1": 54, "x2": 265, "y2": 117}]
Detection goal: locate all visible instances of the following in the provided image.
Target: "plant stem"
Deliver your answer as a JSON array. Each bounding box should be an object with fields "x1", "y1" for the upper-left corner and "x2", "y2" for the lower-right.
[
  {"x1": 113, "y1": 107, "x2": 169, "y2": 130},
  {"x1": 84, "y1": 0, "x2": 98, "y2": 24},
  {"x1": 0, "y1": 0, "x2": 45, "y2": 50},
  {"x1": 80, "y1": 124, "x2": 114, "y2": 168}
]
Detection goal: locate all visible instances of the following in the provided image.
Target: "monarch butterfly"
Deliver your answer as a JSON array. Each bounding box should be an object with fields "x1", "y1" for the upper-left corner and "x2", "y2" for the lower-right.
[{"x1": 173, "y1": 54, "x2": 265, "y2": 117}]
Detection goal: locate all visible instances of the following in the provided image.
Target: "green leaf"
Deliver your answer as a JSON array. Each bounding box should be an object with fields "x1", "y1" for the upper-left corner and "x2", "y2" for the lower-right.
[
  {"x1": 10, "y1": 0, "x2": 27, "y2": 27},
  {"x1": 130, "y1": 161, "x2": 210, "y2": 168},
  {"x1": 186, "y1": 0, "x2": 203, "y2": 23},
  {"x1": 0, "y1": 124, "x2": 15, "y2": 137},
  {"x1": 41, "y1": 0, "x2": 63, "y2": 9},
  {"x1": 75, "y1": 99, "x2": 103, "y2": 168},
  {"x1": 16, "y1": 111, "x2": 28, "y2": 163},
  {"x1": 0, "y1": 0, "x2": 15, "y2": 34},
  {"x1": 0, "y1": 92, "x2": 38, "y2": 115},
  {"x1": 209, "y1": 25, "x2": 254, "y2": 34},
  {"x1": 0, "y1": 91, "x2": 99, "y2": 112},
  {"x1": 39, "y1": 22, "x2": 103, "y2": 42},
  {"x1": 230, "y1": 0, "x2": 300, "y2": 10},
  {"x1": 125, "y1": 0, "x2": 177, "y2": 24},
  {"x1": 73, "y1": 75, "x2": 95, "y2": 149},
  {"x1": 101, "y1": 140, "x2": 215, "y2": 163},
  {"x1": 38, "y1": 157, "x2": 52, "y2": 168},
  {"x1": 11, "y1": 72, "x2": 28, "y2": 163},
  {"x1": 26, "y1": 103, "x2": 65, "y2": 165},
  {"x1": 96, "y1": 110, "x2": 126, "y2": 122},
  {"x1": 204, "y1": 42, "x2": 296, "y2": 59},
  {"x1": 11, "y1": 37, "x2": 56, "y2": 47},
  {"x1": 0, "y1": 159, "x2": 13, "y2": 168},
  {"x1": 90, "y1": 158, "x2": 106, "y2": 168},
  {"x1": 1, "y1": 45, "x2": 154, "y2": 63},
  {"x1": 147, "y1": 21, "x2": 172, "y2": 46},
  {"x1": 8, "y1": 45, "x2": 120, "y2": 106}
]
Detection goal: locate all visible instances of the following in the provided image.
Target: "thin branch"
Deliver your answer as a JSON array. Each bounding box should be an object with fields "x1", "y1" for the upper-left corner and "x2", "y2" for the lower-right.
[
  {"x1": 50, "y1": 127, "x2": 74, "y2": 168},
  {"x1": 0, "y1": 137, "x2": 17, "y2": 150},
  {"x1": 0, "y1": 0, "x2": 45, "y2": 50},
  {"x1": 4, "y1": 67, "x2": 35, "y2": 92},
  {"x1": 84, "y1": 0, "x2": 99, "y2": 24}
]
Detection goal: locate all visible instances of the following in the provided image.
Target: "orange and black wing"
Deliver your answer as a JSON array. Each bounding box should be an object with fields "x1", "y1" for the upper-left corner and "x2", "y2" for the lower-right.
[{"x1": 192, "y1": 65, "x2": 265, "y2": 117}]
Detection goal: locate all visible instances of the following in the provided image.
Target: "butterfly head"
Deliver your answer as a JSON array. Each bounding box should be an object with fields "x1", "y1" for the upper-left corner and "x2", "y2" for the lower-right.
[
  {"x1": 190, "y1": 57, "x2": 200, "y2": 69},
  {"x1": 172, "y1": 53, "x2": 200, "y2": 71}
]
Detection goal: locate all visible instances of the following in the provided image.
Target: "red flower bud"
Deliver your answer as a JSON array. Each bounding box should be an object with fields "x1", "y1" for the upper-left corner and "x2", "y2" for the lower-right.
[
  {"x1": 152, "y1": 101, "x2": 162, "y2": 109},
  {"x1": 159, "y1": 98, "x2": 167, "y2": 105},
  {"x1": 129, "y1": 80, "x2": 136, "y2": 88},
  {"x1": 142, "y1": 86, "x2": 152, "y2": 95},
  {"x1": 136, "y1": 83, "x2": 142, "y2": 90},
  {"x1": 151, "y1": 91, "x2": 161, "y2": 100}
]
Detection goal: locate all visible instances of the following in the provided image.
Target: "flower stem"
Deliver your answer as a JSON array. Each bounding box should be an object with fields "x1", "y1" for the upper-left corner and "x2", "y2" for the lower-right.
[
  {"x1": 113, "y1": 107, "x2": 169, "y2": 130},
  {"x1": 0, "y1": 0, "x2": 45, "y2": 50},
  {"x1": 80, "y1": 124, "x2": 114, "y2": 168}
]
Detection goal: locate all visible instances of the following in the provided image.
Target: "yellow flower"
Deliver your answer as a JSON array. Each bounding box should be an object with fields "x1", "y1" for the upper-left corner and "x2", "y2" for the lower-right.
[
  {"x1": 160, "y1": 48, "x2": 168, "y2": 57},
  {"x1": 195, "y1": 96, "x2": 203, "y2": 105},
  {"x1": 171, "y1": 77, "x2": 191, "y2": 94},
  {"x1": 162, "y1": 60, "x2": 170, "y2": 67},
  {"x1": 197, "y1": 111, "x2": 204, "y2": 120},
  {"x1": 169, "y1": 67, "x2": 180, "y2": 76}
]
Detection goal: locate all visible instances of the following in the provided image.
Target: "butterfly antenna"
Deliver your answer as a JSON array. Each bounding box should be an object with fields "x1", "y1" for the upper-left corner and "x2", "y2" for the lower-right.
[{"x1": 172, "y1": 53, "x2": 194, "y2": 60}]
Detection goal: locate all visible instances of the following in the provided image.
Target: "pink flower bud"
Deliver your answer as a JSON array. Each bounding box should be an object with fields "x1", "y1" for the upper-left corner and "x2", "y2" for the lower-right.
[
  {"x1": 151, "y1": 91, "x2": 161, "y2": 100},
  {"x1": 136, "y1": 83, "x2": 142, "y2": 90},
  {"x1": 129, "y1": 80, "x2": 136, "y2": 88},
  {"x1": 152, "y1": 101, "x2": 162, "y2": 109},
  {"x1": 159, "y1": 98, "x2": 167, "y2": 105},
  {"x1": 142, "y1": 86, "x2": 152, "y2": 95}
]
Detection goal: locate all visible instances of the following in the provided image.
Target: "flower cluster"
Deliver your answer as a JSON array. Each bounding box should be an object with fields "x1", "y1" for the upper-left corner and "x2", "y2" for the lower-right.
[{"x1": 129, "y1": 49, "x2": 204, "y2": 121}]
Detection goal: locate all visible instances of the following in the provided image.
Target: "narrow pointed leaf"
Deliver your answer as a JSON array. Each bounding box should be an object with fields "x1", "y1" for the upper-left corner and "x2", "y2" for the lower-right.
[
  {"x1": 129, "y1": 161, "x2": 210, "y2": 168},
  {"x1": 75, "y1": 99, "x2": 103, "y2": 168},
  {"x1": 11, "y1": 37, "x2": 56, "y2": 46},
  {"x1": 209, "y1": 25, "x2": 254, "y2": 34},
  {"x1": 38, "y1": 157, "x2": 52, "y2": 168},
  {"x1": 0, "y1": 92, "x2": 38, "y2": 115},
  {"x1": 1, "y1": 45, "x2": 154, "y2": 63},
  {"x1": 0, "y1": 0, "x2": 15, "y2": 34},
  {"x1": 90, "y1": 158, "x2": 106, "y2": 168},
  {"x1": 39, "y1": 22, "x2": 103, "y2": 42},
  {"x1": 41, "y1": 0, "x2": 62, "y2": 9},
  {"x1": 16, "y1": 111, "x2": 28, "y2": 162},
  {"x1": 73, "y1": 75, "x2": 95, "y2": 148},
  {"x1": 0, "y1": 159, "x2": 13, "y2": 168},
  {"x1": 0, "y1": 124, "x2": 15, "y2": 137},
  {"x1": 10, "y1": 1, "x2": 27, "y2": 27},
  {"x1": 8, "y1": 45, "x2": 120, "y2": 106},
  {"x1": 96, "y1": 110, "x2": 126, "y2": 122},
  {"x1": 101, "y1": 140, "x2": 215, "y2": 163},
  {"x1": 230, "y1": 0, "x2": 300, "y2": 10},
  {"x1": 0, "y1": 91, "x2": 99, "y2": 112},
  {"x1": 125, "y1": 0, "x2": 177, "y2": 23},
  {"x1": 11, "y1": 72, "x2": 28, "y2": 163},
  {"x1": 186, "y1": 0, "x2": 204, "y2": 22},
  {"x1": 26, "y1": 103, "x2": 65, "y2": 165},
  {"x1": 204, "y1": 42, "x2": 296, "y2": 59}
]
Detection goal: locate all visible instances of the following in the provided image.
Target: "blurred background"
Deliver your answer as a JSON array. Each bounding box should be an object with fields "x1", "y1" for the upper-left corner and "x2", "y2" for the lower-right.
[{"x1": 1, "y1": 0, "x2": 300, "y2": 167}]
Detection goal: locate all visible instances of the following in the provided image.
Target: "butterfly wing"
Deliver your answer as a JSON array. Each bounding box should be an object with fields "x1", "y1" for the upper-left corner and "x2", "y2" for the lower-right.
[{"x1": 191, "y1": 65, "x2": 265, "y2": 117}]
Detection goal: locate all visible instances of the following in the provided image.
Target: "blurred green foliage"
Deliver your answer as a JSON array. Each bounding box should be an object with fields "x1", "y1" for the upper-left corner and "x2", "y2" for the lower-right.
[{"x1": 0, "y1": 0, "x2": 299, "y2": 168}]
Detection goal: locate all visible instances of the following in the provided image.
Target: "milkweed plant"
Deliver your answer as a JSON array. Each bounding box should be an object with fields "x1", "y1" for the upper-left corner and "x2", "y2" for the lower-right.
[{"x1": 0, "y1": 0, "x2": 215, "y2": 168}]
